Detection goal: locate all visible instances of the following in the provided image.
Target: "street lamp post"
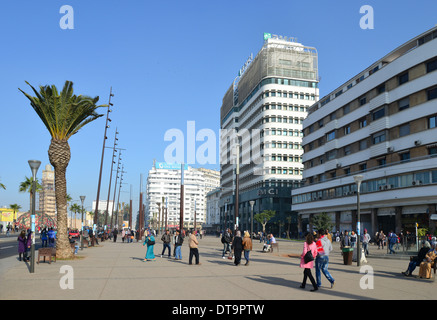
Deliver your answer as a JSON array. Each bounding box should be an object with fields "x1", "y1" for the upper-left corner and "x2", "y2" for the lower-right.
[
  {"x1": 80, "y1": 195, "x2": 85, "y2": 250},
  {"x1": 28, "y1": 160, "x2": 41, "y2": 274},
  {"x1": 354, "y1": 174, "x2": 364, "y2": 267},
  {"x1": 235, "y1": 142, "x2": 240, "y2": 233},
  {"x1": 249, "y1": 200, "x2": 255, "y2": 240}
]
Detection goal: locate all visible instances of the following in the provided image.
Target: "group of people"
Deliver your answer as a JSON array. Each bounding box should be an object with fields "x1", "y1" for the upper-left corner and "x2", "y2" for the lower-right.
[
  {"x1": 299, "y1": 229, "x2": 335, "y2": 292},
  {"x1": 220, "y1": 228, "x2": 253, "y2": 266},
  {"x1": 402, "y1": 240, "x2": 437, "y2": 278},
  {"x1": 142, "y1": 229, "x2": 201, "y2": 265},
  {"x1": 40, "y1": 227, "x2": 57, "y2": 247},
  {"x1": 17, "y1": 229, "x2": 33, "y2": 262}
]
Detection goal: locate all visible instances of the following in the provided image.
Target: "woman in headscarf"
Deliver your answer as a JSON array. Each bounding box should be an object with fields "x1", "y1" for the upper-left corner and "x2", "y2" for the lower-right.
[
  {"x1": 143, "y1": 230, "x2": 156, "y2": 261},
  {"x1": 231, "y1": 230, "x2": 243, "y2": 266},
  {"x1": 17, "y1": 230, "x2": 27, "y2": 261}
]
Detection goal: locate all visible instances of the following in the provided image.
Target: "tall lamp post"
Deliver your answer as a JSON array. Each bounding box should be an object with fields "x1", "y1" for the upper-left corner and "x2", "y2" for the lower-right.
[
  {"x1": 80, "y1": 195, "x2": 85, "y2": 250},
  {"x1": 249, "y1": 200, "x2": 255, "y2": 240},
  {"x1": 354, "y1": 174, "x2": 364, "y2": 267},
  {"x1": 28, "y1": 160, "x2": 41, "y2": 274}
]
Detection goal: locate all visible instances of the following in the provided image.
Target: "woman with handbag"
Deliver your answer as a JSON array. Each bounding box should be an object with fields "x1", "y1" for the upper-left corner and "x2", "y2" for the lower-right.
[
  {"x1": 143, "y1": 230, "x2": 156, "y2": 261},
  {"x1": 299, "y1": 232, "x2": 318, "y2": 292}
]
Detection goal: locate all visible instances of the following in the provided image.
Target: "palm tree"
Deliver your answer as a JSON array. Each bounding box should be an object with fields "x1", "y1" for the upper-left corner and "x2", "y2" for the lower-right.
[
  {"x1": 69, "y1": 203, "x2": 81, "y2": 229},
  {"x1": 9, "y1": 204, "x2": 22, "y2": 224},
  {"x1": 19, "y1": 176, "x2": 42, "y2": 210},
  {"x1": 19, "y1": 80, "x2": 105, "y2": 259}
]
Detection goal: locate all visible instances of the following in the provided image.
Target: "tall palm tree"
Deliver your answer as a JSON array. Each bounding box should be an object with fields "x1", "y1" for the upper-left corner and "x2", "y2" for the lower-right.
[
  {"x1": 19, "y1": 176, "x2": 42, "y2": 210},
  {"x1": 19, "y1": 80, "x2": 105, "y2": 259}
]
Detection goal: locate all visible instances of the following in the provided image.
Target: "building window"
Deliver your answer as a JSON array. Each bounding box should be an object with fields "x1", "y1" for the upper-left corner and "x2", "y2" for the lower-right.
[
  {"x1": 373, "y1": 131, "x2": 386, "y2": 144},
  {"x1": 344, "y1": 168, "x2": 351, "y2": 176},
  {"x1": 427, "y1": 87, "x2": 437, "y2": 101},
  {"x1": 359, "y1": 139, "x2": 368, "y2": 150},
  {"x1": 326, "y1": 130, "x2": 336, "y2": 141},
  {"x1": 359, "y1": 96, "x2": 367, "y2": 106},
  {"x1": 429, "y1": 147, "x2": 437, "y2": 156},
  {"x1": 378, "y1": 158, "x2": 387, "y2": 167},
  {"x1": 427, "y1": 58, "x2": 437, "y2": 73},
  {"x1": 398, "y1": 72, "x2": 409, "y2": 85},
  {"x1": 343, "y1": 104, "x2": 350, "y2": 115},
  {"x1": 399, "y1": 123, "x2": 410, "y2": 137},
  {"x1": 398, "y1": 97, "x2": 410, "y2": 111},
  {"x1": 344, "y1": 126, "x2": 351, "y2": 135},
  {"x1": 400, "y1": 152, "x2": 410, "y2": 162},
  {"x1": 377, "y1": 84, "x2": 386, "y2": 94},
  {"x1": 344, "y1": 145, "x2": 351, "y2": 155},
  {"x1": 429, "y1": 115, "x2": 437, "y2": 129},
  {"x1": 326, "y1": 150, "x2": 337, "y2": 161},
  {"x1": 359, "y1": 118, "x2": 367, "y2": 128},
  {"x1": 318, "y1": 119, "x2": 324, "y2": 128},
  {"x1": 359, "y1": 163, "x2": 367, "y2": 172},
  {"x1": 372, "y1": 107, "x2": 385, "y2": 121}
]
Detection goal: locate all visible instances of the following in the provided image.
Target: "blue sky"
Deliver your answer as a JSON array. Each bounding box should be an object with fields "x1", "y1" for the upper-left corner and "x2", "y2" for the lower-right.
[{"x1": 0, "y1": 0, "x2": 436, "y2": 213}]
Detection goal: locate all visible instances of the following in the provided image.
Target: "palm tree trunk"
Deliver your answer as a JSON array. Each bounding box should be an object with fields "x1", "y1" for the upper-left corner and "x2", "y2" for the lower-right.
[{"x1": 48, "y1": 139, "x2": 73, "y2": 260}]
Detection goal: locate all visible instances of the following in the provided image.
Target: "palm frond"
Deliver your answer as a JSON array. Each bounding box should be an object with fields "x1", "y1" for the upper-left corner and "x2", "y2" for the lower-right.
[{"x1": 19, "y1": 80, "x2": 105, "y2": 141}]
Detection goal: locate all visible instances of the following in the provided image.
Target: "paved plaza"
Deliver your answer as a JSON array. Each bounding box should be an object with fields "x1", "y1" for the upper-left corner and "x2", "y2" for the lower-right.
[{"x1": 0, "y1": 235, "x2": 435, "y2": 301}]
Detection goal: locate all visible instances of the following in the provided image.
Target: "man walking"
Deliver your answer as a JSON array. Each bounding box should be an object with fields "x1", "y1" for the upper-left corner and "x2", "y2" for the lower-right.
[
  {"x1": 161, "y1": 229, "x2": 172, "y2": 258},
  {"x1": 189, "y1": 230, "x2": 201, "y2": 265},
  {"x1": 315, "y1": 229, "x2": 335, "y2": 289},
  {"x1": 174, "y1": 229, "x2": 184, "y2": 260}
]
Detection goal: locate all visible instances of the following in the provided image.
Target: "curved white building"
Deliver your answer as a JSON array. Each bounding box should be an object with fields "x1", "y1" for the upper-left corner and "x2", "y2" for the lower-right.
[{"x1": 293, "y1": 27, "x2": 437, "y2": 235}]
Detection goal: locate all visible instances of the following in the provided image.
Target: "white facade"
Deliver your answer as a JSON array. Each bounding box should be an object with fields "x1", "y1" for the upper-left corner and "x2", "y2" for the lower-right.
[
  {"x1": 206, "y1": 188, "x2": 221, "y2": 230},
  {"x1": 145, "y1": 164, "x2": 220, "y2": 229},
  {"x1": 293, "y1": 27, "x2": 437, "y2": 235}
]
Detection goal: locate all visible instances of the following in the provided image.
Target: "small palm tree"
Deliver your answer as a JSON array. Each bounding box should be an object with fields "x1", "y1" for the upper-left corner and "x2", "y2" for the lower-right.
[
  {"x1": 19, "y1": 80, "x2": 105, "y2": 259},
  {"x1": 9, "y1": 204, "x2": 22, "y2": 222},
  {"x1": 19, "y1": 176, "x2": 42, "y2": 210},
  {"x1": 70, "y1": 203, "x2": 81, "y2": 229}
]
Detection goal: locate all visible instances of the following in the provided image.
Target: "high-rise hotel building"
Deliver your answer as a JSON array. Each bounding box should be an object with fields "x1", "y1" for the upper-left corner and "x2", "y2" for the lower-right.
[
  {"x1": 219, "y1": 34, "x2": 319, "y2": 235},
  {"x1": 145, "y1": 162, "x2": 220, "y2": 230},
  {"x1": 293, "y1": 27, "x2": 437, "y2": 235}
]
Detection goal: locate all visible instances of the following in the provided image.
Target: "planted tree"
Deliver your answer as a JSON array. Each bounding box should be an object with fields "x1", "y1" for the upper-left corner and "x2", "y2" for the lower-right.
[
  {"x1": 19, "y1": 80, "x2": 104, "y2": 259},
  {"x1": 254, "y1": 210, "x2": 276, "y2": 235}
]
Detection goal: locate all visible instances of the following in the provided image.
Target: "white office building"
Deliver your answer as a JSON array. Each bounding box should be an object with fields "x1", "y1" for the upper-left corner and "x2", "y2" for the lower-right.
[
  {"x1": 293, "y1": 26, "x2": 437, "y2": 235},
  {"x1": 219, "y1": 33, "x2": 319, "y2": 236},
  {"x1": 145, "y1": 162, "x2": 220, "y2": 230}
]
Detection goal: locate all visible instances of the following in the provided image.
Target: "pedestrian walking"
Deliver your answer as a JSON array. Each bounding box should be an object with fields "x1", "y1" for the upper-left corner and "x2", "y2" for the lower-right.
[
  {"x1": 17, "y1": 230, "x2": 27, "y2": 262},
  {"x1": 188, "y1": 230, "x2": 201, "y2": 265},
  {"x1": 221, "y1": 228, "x2": 232, "y2": 259},
  {"x1": 174, "y1": 229, "x2": 184, "y2": 260},
  {"x1": 112, "y1": 228, "x2": 118, "y2": 242},
  {"x1": 41, "y1": 227, "x2": 48, "y2": 247},
  {"x1": 388, "y1": 231, "x2": 397, "y2": 254},
  {"x1": 362, "y1": 229, "x2": 371, "y2": 256},
  {"x1": 48, "y1": 227, "x2": 56, "y2": 247},
  {"x1": 377, "y1": 230, "x2": 385, "y2": 249},
  {"x1": 242, "y1": 231, "x2": 252, "y2": 266},
  {"x1": 231, "y1": 230, "x2": 243, "y2": 266},
  {"x1": 161, "y1": 229, "x2": 172, "y2": 258},
  {"x1": 299, "y1": 232, "x2": 318, "y2": 292},
  {"x1": 143, "y1": 230, "x2": 156, "y2": 261},
  {"x1": 315, "y1": 229, "x2": 335, "y2": 289}
]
